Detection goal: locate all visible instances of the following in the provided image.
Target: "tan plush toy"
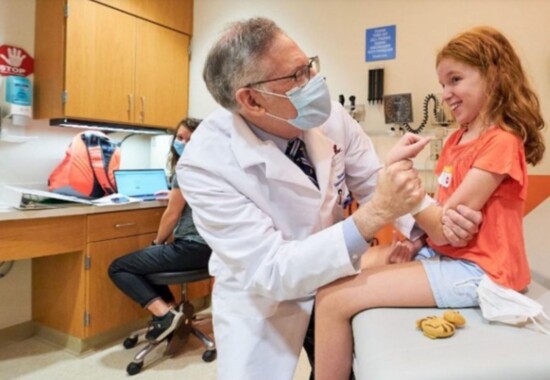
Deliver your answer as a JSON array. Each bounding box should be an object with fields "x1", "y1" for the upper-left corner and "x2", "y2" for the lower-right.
[
  {"x1": 416, "y1": 310, "x2": 466, "y2": 339},
  {"x1": 442, "y1": 310, "x2": 466, "y2": 327}
]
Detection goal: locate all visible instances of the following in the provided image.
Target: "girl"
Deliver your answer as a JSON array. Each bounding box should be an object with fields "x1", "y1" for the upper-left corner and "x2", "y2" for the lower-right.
[{"x1": 314, "y1": 26, "x2": 546, "y2": 380}]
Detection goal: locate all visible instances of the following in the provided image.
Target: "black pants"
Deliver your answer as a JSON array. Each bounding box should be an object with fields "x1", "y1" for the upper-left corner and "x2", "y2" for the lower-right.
[
  {"x1": 108, "y1": 238, "x2": 211, "y2": 308},
  {"x1": 303, "y1": 306, "x2": 355, "y2": 380}
]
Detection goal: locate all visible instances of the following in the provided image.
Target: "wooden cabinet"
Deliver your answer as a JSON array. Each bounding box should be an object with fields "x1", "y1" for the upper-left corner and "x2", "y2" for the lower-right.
[
  {"x1": 34, "y1": 0, "x2": 191, "y2": 129},
  {"x1": 0, "y1": 216, "x2": 86, "y2": 261},
  {"x1": 32, "y1": 208, "x2": 163, "y2": 342},
  {"x1": 64, "y1": 0, "x2": 136, "y2": 125},
  {"x1": 0, "y1": 216, "x2": 86, "y2": 339},
  {"x1": 86, "y1": 233, "x2": 154, "y2": 337},
  {"x1": 85, "y1": 209, "x2": 163, "y2": 337},
  {"x1": 33, "y1": 250, "x2": 88, "y2": 338},
  {"x1": 5, "y1": 204, "x2": 211, "y2": 349},
  {"x1": 94, "y1": 0, "x2": 193, "y2": 34},
  {"x1": 87, "y1": 207, "x2": 162, "y2": 242},
  {"x1": 134, "y1": 18, "x2": 189, "y2": 127}
]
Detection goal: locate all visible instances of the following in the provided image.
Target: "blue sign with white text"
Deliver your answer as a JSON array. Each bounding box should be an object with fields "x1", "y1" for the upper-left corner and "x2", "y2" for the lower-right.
[{"x1": 366, "y1": 25, "x2": 396, "y2": 62}]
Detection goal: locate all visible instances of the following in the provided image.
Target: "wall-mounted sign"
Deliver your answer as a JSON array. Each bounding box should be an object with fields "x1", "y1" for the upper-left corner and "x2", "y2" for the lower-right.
[
  {"x1": 0, "y1": 45, "x2": 34, "y2": 77},
  {"x1": 365, "y1": 25, "x2": 396, "y2": 62}
]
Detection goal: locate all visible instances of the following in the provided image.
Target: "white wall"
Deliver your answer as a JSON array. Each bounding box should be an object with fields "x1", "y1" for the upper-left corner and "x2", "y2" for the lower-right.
[{"x1": 190, "y1": 0, "x2": 550, "y2": 174}]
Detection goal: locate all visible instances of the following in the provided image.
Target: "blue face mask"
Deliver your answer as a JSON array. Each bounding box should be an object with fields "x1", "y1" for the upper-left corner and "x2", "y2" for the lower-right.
[
  {"x1": 173, "y1": 139, "x2": 185, "y2": 155},
  {"x1": 255, "y1": 74, "x2": 332, "y2": 130}
]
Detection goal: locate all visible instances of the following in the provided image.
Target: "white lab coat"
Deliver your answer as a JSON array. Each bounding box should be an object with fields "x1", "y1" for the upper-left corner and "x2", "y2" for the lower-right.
[{"x1": 178, "y1": 102, "x2": 383, "y2": 380}]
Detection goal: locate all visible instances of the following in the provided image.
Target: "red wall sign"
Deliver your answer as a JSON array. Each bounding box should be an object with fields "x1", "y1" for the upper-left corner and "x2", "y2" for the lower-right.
[{"x1": 0, "y1": 45, "x2": 34, "y2": 77}]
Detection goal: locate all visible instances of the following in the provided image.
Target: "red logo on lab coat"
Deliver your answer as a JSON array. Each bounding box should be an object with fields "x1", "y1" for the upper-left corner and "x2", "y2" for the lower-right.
[{"x1": 0, "y1": 45, "x2": 34, "y2": 77}]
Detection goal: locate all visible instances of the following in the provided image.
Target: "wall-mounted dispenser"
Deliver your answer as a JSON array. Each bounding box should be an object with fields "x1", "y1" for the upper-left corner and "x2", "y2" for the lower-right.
[{"x1": 4, "y1": 75, "x2": 32, "y2": 126}]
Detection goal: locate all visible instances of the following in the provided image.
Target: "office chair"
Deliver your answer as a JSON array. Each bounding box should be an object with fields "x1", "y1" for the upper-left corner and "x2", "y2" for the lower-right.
[{"x1": 123, "y1": 269, "x2": 216, "y2": 375}]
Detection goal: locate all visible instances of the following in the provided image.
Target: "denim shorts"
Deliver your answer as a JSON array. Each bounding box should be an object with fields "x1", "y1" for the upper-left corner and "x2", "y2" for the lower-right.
[{"x1": 415, "y1": 247, "x2": 485, "y2": 308}]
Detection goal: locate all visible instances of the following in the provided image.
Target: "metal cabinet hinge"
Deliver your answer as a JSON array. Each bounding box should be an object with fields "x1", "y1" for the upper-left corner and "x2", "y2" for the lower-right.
[
  {"x1": 84, "y1": 311, "x2": 90, "y2": 327},
  {"x1": 62, "y1": 90, "x2": 68, "y2": 104},
  {"x1": 84, "y1": 256, "x2": 91, "y2": 270},
  {"x1": 64, "y1": 4, "x2": 69, "y2": 18}
]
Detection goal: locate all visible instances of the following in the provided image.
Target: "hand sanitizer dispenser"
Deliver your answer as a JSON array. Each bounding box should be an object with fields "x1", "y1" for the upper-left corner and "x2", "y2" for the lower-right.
[{"x1": 4, "y1": 75, "x2": 32, "y2": 126}]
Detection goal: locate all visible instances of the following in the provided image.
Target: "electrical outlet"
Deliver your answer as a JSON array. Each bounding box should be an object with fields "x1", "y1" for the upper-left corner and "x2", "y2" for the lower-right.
[{"x1": 430, "y1": 138, "x2": 443, "y2": 161}]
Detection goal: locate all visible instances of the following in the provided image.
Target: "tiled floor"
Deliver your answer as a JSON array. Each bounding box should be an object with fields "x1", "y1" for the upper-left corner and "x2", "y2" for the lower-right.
[{"x1": 0, "y1": 322, "x2": 312, "y2": 380}]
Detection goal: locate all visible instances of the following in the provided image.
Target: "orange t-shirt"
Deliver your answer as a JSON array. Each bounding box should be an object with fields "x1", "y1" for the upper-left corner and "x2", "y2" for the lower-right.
[{"x1": 428, "y1": 126, "x2": 530, "y2": 291}]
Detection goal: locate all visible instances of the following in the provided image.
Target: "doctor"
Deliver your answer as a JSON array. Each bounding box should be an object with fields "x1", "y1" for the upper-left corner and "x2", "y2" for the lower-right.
[{"x1": 178, "y1": 17, "x2": 481, "y2": 380}]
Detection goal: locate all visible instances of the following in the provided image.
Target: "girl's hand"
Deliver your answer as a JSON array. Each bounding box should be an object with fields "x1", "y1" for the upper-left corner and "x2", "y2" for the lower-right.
[{"x1": 386, "y1": 133, "x2": 432, "y2": 165}]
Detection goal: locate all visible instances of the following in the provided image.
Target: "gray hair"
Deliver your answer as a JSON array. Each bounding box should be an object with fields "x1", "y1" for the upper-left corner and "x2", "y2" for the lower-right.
[{"x1": 203, "y1": 18, "x2": 283, "y2": 111}]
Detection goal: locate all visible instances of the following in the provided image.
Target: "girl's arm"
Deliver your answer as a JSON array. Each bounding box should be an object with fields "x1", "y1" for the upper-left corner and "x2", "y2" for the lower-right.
[
  {"x1": 153, "y1": 187, "x2": 186, "y2": 244},
  {"x1": 415, "y1": 167, "x2": 506, "y2": 245}
]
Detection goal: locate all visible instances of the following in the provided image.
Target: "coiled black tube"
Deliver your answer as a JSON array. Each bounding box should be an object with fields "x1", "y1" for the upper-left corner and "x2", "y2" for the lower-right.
[{"x1": 401, "y1": 93, "x2": 439, "y2": 134}]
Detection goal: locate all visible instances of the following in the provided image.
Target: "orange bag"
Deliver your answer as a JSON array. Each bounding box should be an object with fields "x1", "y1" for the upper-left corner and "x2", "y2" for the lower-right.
[{"x1": 48, "y1": 131, "x2": 121, "y2": 199}]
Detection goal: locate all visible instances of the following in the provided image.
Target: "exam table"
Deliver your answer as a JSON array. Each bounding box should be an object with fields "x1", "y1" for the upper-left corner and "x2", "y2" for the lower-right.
[{"x1": 352, "y1": 197, "x2": 550, "y2": 380}]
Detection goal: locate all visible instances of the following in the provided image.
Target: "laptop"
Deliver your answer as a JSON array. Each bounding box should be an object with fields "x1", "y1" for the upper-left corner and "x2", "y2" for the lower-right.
[{"x1": 114, "y1": 169, "x2": 169, "y2": 201}]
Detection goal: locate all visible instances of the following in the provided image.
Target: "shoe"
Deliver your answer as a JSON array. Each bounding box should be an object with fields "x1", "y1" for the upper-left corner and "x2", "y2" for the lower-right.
[{"x1": 145, "y1": 309, "x2": 183, "y2": 343}]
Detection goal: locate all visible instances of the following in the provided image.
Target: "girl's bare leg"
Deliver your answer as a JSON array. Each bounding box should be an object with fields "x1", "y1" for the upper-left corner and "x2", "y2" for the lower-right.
[
  {"x1": 359, "y1": 244, "x2": 394, "y2": 269},
  {"x1": 314, "y1": 261, "x2": 435, "y2": 380}
]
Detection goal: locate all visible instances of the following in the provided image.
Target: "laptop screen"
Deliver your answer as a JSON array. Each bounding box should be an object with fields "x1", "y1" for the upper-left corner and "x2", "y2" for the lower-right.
[{"x1": 114, "y1": 169, "x2": 169, "y2": 199}]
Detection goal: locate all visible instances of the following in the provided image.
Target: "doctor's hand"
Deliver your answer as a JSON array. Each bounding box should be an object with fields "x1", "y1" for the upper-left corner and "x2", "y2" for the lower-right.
[
  {"x1": 387, "y1": 231, "x2": 421, "y2": 264},
  {"x1": 353, "y1": 160, "x2": 425, "y2": 240},
  {"x1": 385, "y1": 133, "x2": 431, "y2": 166},
  {"x1": 373, "y1": 160, "x2": 425, "y2": 220},
  {"x1": 442, "y1": 204, "x2": 482, "y2": 247}
]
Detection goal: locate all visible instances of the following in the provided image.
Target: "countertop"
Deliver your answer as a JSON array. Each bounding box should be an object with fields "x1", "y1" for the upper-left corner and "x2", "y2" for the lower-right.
[{"x1": 0, "y1": 200, "x2": 167, "y2": 222}]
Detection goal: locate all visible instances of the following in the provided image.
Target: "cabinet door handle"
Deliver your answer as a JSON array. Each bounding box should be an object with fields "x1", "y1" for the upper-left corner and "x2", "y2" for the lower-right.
[
  {"x1": 140, "y1": 96, "x2": 146, "y2": 122},
  {"x1": 128, "y1": 94, "x2": 134, "y2": 120},
  {"x1": 114, "y1": 222, "x2": 137, "y2": 228}
]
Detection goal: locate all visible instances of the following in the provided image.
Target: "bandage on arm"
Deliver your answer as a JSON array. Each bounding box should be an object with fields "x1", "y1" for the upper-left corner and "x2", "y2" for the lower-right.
[
  {"x1": 392, "y1": 195, "x2": 435, "y2": 241},
  {"x1": 410, "y1": 194, "x2": 436, "y2": 215}
]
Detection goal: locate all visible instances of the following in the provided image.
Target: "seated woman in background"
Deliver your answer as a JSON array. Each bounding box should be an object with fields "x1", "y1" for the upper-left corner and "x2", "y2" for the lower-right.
[{"x1": 109, "y1": 118, "x2": 211, "y2": 343}]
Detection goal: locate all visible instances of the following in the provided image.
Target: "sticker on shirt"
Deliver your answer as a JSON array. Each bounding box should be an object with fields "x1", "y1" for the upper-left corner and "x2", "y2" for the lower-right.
[{"x1": 438, "y1": 165, "x2": 453, "y2": 188}]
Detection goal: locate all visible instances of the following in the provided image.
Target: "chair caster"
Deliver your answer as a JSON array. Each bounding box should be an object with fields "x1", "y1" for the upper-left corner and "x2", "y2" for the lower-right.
[
  {"x1": 202, "y1": 349, "x2": 217, "y2": 362},
  {"x1": 127, "y1": 361, "x2": 144, "y2": 376},
  {"x1": 123, "y1": 336, "x2": 139, "y2": 349}
]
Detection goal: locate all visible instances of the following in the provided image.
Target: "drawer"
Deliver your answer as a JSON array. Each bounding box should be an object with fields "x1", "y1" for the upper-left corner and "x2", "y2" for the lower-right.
[
  {"x1": 87, "y1": 208, "x2": 164, "y2": 242},
  {"x1": 0, "y1": 215, "x2": 86, "y2": 260}
]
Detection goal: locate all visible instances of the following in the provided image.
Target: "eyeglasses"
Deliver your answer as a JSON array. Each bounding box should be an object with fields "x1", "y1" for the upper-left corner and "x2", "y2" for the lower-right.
[{"x1": 247, "y1": 56, "x2": 320, "y2": 88}]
